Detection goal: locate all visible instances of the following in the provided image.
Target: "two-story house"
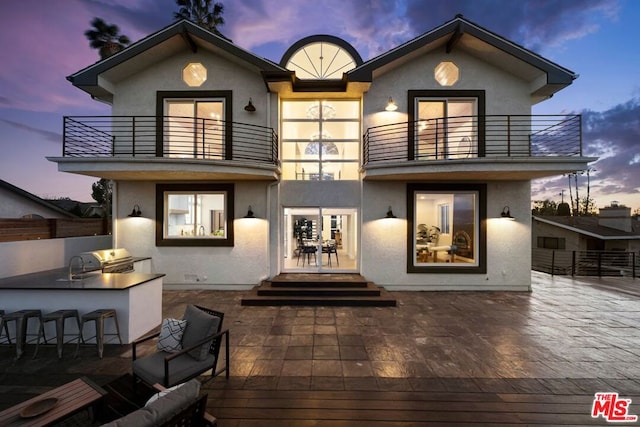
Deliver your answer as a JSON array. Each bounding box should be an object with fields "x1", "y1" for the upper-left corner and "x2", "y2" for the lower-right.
[{"x1": 50, "y1": 15, "x2": 594, "y2": 291}]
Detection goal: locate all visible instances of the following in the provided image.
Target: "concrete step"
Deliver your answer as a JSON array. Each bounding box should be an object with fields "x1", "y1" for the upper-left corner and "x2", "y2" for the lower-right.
[
  {"x1": 257, "y1": 282, "x2": 381, "y2": 297},
  {"x1": 241, "y1": 273, "x2": 397, "y2": 307}
]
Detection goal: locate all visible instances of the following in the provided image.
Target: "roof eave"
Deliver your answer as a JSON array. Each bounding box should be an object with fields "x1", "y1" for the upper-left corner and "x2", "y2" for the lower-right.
[{"x1": 68, "y1": 20, "x2": 287, "y2": 94}]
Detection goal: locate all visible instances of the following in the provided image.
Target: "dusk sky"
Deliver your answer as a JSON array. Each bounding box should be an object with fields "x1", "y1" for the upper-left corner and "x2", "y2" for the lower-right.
[{"x1": 1, "y1": 0, "x2": 638, "y2": 210}]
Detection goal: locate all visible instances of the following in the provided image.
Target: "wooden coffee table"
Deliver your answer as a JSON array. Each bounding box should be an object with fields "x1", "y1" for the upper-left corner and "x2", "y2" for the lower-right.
[{"x1": 0, "y1": 377, "x2": 106, "y2": 426}]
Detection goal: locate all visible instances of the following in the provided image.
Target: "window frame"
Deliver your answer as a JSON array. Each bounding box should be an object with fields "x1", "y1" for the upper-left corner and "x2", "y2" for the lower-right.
[
  {"x1": 156, "y1": 91, "x2": 232, "y2": 158},
  {"x1": 407, "y1": 183, "x2": 486, "y2": 274},
  {"x1": 156, "y1": 183, "x2": 234, "y2": 247},
  {"x1": 407, "y1": 90, "x2": 485, "y2": 159}
]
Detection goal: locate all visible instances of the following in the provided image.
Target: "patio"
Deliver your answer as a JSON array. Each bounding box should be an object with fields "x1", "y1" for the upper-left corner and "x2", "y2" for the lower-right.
[{"x1": 2, "y1": 271, "x2": 640, "y2": 425}]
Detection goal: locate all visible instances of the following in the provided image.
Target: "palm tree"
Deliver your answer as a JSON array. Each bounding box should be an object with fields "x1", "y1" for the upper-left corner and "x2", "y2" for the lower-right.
[
  {"x1": 173, "y1": 0, "x2": 229, "y2": 40},
  {"x1": 85, "y1": 17, "x2": 131, "y2": 59}
]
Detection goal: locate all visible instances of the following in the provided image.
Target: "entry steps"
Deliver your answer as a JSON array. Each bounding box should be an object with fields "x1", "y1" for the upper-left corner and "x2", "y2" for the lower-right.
[{"x1": 241, "y1": 273, "x2": 397, "y2": 307}]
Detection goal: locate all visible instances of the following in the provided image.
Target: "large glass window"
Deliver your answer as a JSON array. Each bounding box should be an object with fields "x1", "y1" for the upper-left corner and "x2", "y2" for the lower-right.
[
  {"x1": 281, "y1": 100, "x2": 360, "y2": 180},
  {"x1": 408, "y1": 183, "x2": 486, "y2": 273},
  {"x1": 156, "y1": 183, "x2": 234, "y2": 246}
]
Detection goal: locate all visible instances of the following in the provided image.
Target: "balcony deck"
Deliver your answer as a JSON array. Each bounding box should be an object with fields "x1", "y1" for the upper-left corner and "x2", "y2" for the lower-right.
[
  {"x1": 50, "y1": 114, "x2": 595, "y2": 182},
  {"x1": 363, "y1": 114, "x2": 594, "y2": 180},
  {"x1": 51, "y1": 116, "x2": 280, "y2": 181},
  {"x1": 2, "y1": 272, "x2": 640, "y2": 425}
]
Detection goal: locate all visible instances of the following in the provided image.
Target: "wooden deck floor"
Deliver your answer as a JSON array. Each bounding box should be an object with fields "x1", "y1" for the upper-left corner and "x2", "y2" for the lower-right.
[{"x1": 205, "y1": 387, "x2": 617, "y2": 426}]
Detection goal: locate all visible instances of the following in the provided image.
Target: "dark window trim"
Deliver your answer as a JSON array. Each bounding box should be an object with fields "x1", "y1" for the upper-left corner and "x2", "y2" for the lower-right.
[
  {"x1": 407, "y1": 183, "x2": 486, "y2": 274},
  {"x1": 155, "y1": 91, "x2": 233, "y2": 158},
  {"x1": 156, "y1": 183, "x2": 234, "y2": 247},
  {"x1": 407, "y1": 90, "x2": 486, "y2": 159}
]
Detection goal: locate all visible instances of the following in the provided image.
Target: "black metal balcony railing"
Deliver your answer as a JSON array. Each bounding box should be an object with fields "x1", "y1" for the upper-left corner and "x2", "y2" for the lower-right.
[
  {"x1": 63, "y1": 116, "x2": 279, "y2": 165},
  {"x1": 533, "y1": 248, "x2": 639, "y2": 278},
  {"x1": 363, "y1": 114, "x2": 582, "y2": 165}
]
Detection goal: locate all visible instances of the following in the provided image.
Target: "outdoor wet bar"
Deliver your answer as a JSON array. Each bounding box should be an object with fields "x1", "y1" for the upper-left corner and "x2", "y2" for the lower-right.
[{"x1": 0, "y1": 252, "x2": 164, "y2": 347}]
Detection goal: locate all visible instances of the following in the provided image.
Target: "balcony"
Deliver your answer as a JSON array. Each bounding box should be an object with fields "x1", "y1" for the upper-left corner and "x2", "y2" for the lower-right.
[
  {"x1": 55, "y1": 116, "x2": 279, "y2": 181},
  {"x1": 362, "y1": 114, "x2": 592, "y2": 181}
]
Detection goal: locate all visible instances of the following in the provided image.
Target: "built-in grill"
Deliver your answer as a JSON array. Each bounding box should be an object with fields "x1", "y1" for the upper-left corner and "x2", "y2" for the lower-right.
[{"x1": 77, "y1": 248, "x2": 135, "y2": 274}]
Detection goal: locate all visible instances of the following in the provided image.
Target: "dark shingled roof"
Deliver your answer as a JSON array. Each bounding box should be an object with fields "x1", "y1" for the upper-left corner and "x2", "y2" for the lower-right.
[{"x1": 534, "y1": 215, "x2": 640, "y2": 239}]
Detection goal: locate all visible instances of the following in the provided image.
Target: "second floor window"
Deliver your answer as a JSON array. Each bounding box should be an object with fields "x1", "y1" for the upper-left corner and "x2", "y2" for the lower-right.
[
  {"x1": 281, "y1": 100, "x2": 360, "y2": 181},
  {"x1": 416, "y1": 98, "x2": 477, "y2": 159},
  {"x1": 164, "y1": 99, "x2": 225, "y2": 159}
]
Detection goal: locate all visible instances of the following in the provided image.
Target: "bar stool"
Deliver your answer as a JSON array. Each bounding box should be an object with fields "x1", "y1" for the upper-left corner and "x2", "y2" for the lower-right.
[
  {"x1": 2, "y1": 309, "x2": 43, "y2": 359},
  {"x1": 0, "y1": 310, "x2": 12, "y2": 344},
  {"x1": 78, "y1": 309, "x2": 123, "y2": 358},
  {"x1": 36, "y1": 309, "x2": 82, "y2": 359}
]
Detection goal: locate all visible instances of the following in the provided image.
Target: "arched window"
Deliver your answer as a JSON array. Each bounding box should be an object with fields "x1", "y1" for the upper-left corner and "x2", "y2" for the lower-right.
[{"x1": 305, "y1": 141, "x2": 339, "y2": 155}]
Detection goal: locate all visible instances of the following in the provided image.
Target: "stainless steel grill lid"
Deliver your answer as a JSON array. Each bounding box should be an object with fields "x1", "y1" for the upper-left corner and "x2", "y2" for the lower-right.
[{"x1": 77, "y1": 248, "x2": 133, "y2": 272}]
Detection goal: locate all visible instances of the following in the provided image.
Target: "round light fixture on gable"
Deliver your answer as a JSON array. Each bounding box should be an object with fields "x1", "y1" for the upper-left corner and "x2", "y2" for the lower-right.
[
  {"x1": 183, "y1": 62, "x2": 207, "y2": 87},
  {"x1": 434, "y1": 61, "x2": 459, "y2": 86}
]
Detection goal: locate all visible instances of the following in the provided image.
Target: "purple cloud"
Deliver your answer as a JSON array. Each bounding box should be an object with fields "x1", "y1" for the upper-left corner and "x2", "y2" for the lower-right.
[{"x1": 533, "y1": 97, "x2": 640, "y2": 208}]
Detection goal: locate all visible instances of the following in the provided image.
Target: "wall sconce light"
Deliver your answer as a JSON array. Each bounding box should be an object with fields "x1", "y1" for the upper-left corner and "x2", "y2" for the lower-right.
[
  {"x1": 500, "y1": 206, "x2": 515, "y2": 220},
  {"x1": 384, "y1": 205, "x2": 397, "y2": 219},
  {"x1": 128, "y1": 204, "x2": 142, "y2": 217},
  {"x1": 385, "y1": 97, "x2": 398, "y2": 111},
  {"x1": 243, "y1": 205, "x2": 256, "y2": 218},
  {"x1": 244, "y1": 98, "x2": 256, "y2": 112}
]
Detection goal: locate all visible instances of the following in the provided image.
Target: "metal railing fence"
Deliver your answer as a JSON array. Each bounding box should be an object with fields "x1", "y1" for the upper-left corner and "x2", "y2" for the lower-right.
[
  {"x1": 532, "y1": 248, "x2": 638, "y2": 278},
  {"x1": 363, "y1": 114, "x2": 582, "y2": 164},
  {"x1": 63, "y1": 116, "x2": 278, "y2": 165}
]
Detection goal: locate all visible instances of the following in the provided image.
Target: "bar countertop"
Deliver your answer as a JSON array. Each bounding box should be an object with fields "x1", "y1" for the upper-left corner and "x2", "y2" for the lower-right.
[{"x1": 0, "y1": 268, "x2": 165, "y2": 290}]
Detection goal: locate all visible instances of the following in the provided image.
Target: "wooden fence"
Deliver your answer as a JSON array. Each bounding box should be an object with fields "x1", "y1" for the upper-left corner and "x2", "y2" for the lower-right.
[{"x1": 0, "y1": 218, "x2": 109, "y2": 242}]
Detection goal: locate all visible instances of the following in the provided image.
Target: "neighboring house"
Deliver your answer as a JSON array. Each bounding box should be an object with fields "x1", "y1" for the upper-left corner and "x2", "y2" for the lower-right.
[
  {"x1": 47, "y1": 199, "x2": 107, "y2": 218},
  {"x1": 49, "y1": 15, "x2": 594, "y2": 291},
  {"x1": 0, "y1": 179, "x2": 77, "y2": 219},
  {"x1": 534, "y1": 203, "x2": 640, "y2": 254}
]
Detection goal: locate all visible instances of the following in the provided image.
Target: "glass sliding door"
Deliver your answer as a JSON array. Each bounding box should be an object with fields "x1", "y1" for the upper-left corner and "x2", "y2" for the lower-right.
[
  {"x1": 164, "y1": 99, "x2": 224, "y2": 159},
  {"x1": 283, "y1": 207, "x2": 358, "y2": 272},
  {"x1": 416, "y1": 98, "x2": 476, "y2": 159}
]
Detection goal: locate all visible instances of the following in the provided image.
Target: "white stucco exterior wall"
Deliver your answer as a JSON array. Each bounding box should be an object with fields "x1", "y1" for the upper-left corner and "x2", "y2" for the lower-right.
[
  {"x1": 114, "y1": 180, "x2": 269, "y2": 289},
  {"x1": 363, "y1": 49, "x2": 531, "y2": 126},
  {"x1": 112, "y1": 50, "x2": 271, "y2": 128},
  {"x1": 0, "y1": 235, "x2": 112, "y2": 278},
  {"x1": 361, "y1": 180, "x2": 532, "y2": 291}
]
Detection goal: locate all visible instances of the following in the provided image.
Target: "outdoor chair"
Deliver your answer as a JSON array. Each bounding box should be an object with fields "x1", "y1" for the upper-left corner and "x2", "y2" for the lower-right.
[{"x1": 132, "y1": 305, "x2": 229, "y2": 388}]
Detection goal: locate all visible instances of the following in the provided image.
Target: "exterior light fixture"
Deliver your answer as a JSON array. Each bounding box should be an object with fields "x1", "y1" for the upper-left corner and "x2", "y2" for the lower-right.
[
  {"x1": 385, "y1": 97, "x2": 398, "y2": 111},
  {"x1": 500, "y1": 206, "x2": 515, "y2": 220},
  {"x1": 244, "y1": 98, "x2": 256, "y2": 112},
  {"x1": 128, "y1": 204, "x2": 142, "y2": 217},
  {"x1": 385, "y1": 206, "x2": 397, "y2": 219},
  {"x1": 244, "y1": 205, "x2": 256, "y2": 218}
]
